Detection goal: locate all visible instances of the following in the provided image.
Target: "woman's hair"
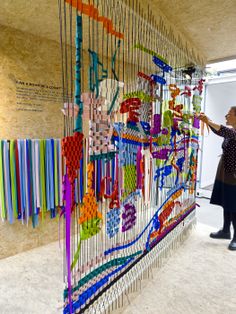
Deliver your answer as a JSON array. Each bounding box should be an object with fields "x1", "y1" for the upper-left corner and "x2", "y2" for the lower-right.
[{"x1": 231, "y1": 106, "x2": 236, "y2": 115}]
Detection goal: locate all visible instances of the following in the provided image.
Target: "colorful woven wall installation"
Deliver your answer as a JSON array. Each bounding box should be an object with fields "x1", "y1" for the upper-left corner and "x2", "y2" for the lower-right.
[{"x1": 57, "y1": 0, "x2": 206, "y2": 313}]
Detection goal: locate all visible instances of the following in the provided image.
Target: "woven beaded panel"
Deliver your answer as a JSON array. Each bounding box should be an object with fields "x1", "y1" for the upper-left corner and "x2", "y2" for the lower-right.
[{"x1": 58, "y1": 1, "x2": 205, "y2": 313}]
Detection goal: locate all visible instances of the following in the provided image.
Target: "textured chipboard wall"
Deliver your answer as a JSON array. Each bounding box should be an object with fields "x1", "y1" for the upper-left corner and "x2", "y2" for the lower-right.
[
  {"x1": 0, "y1": 24, "x2": 64, "y2": 139},
  {"x1": 0, "y1": 25, "x2": 65, "y2": 258},
  {"x1": 0, "y1": 214, "x2": 62, "y2": 259},
  {"x1": 0, "y1": 23, "x2": 140, "y2": 259}
]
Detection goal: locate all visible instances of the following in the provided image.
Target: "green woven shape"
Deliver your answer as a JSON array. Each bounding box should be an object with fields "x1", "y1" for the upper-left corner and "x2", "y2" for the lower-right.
[
  {"x1": 192, "y1": 95, "x2": 202, "y2": 113},
  {"x1": 127, "y1": 123, "x2": 140, "y2": 132},
  {"x1": 90, "y1": 151, "x2": 116, "y2": 162},
  {"x1": 163, "y1": 110, "x2": 173, "y2": 128},
  {"x1": 80, "y1": 217, "x2": 102, "y2": 240},
  {"x1": 123, "y1": 91, "x2": 152, "y2": 103},
  {"x1": 0, "y1": 141, "x2": 6, "y2": 219},
  {"x1": 71, "y1": 217, "x2": 102, "y2": 270},
  {"x1": 123, "y1": 165, "x2": 137, "y2": 199},
  {"x1": 64, "y1": 250, "x2": 142, "y2": 298},
  {"x1": 133, "y1": 43, "x2": 168, "y2": 63},
  {"x1": 155, "y1": 159, "x2": 161, "y2": 168}
]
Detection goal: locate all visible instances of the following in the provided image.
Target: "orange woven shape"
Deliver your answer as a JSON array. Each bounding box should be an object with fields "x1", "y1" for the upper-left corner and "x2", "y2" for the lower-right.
[
  {"x1": 78, "y1": 161, "x2": 102, "y2": 224},
  {"x1": 169, "y1": 84, "x2": 180, "y2": 98},
  {"x1": 65, "y1": 0, "x2": 124, "y2": 39},
  {"x1": 79, "y1": 190, "x2": 102, "y2": 224}
]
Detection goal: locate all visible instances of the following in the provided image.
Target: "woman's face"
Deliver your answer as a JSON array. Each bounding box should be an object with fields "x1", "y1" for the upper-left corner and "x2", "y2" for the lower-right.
[{"x1": 225, "y1": 108, "x2": 236, "y2": 126}]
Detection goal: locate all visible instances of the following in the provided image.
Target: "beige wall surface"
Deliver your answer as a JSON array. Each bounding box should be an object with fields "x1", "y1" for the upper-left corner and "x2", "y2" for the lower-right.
[
  {"x1": 0, "y1": 25, "x2": 64, "y2": 140},
  {"x1": 0, "y1": 214, "x2": 62, "y2": 259},
  {"x1": 0, "y1": 25, "x2": 65, "y2": 258},
  {"x1": 0, "y1": 23, "x2": 125, "y2": 259}
]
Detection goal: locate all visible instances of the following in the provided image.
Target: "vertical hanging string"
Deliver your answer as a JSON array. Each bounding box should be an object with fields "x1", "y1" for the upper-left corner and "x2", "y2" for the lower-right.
[{"x1": 58, "y1": 0, "x2": 66, "y2": 137}]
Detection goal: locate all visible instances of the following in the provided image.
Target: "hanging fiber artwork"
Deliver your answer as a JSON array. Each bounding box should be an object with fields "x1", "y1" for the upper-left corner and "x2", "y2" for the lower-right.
[
  {"x1": 58, "y1": 0, "x2": 205, "y2": 313},
  {"x1": 0, "y1": 139, "x2": 63, "y2": 226}
]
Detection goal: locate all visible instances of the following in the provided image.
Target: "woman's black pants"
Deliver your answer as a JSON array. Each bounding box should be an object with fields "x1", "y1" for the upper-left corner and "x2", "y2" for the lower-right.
[{"x1": 223, "y1": 208, "x2": 236, "y2": 238}]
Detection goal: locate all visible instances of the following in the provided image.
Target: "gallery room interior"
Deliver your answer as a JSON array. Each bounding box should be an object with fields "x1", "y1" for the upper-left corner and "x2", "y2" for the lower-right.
[{"x1": 1, "y1": 1, "x2": 236, "y2": 313}]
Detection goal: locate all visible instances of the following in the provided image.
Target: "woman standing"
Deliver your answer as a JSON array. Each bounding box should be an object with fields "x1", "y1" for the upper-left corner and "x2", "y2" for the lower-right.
[{"x1": 198, "y1": 107, "x2": 236, "y2": 251}]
